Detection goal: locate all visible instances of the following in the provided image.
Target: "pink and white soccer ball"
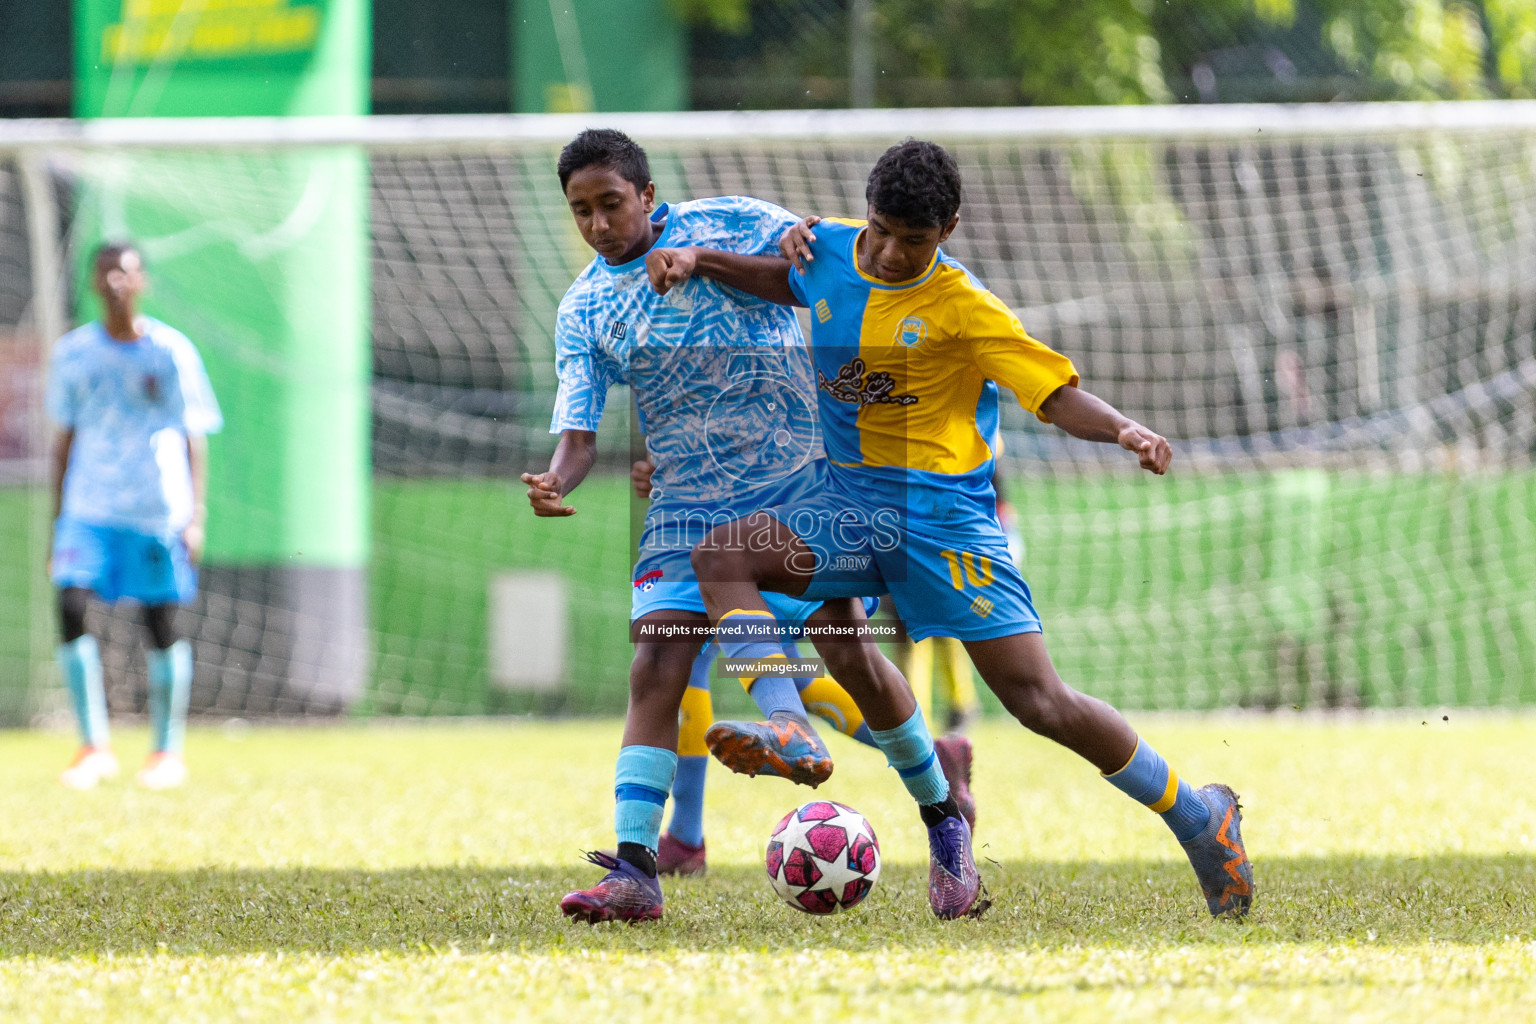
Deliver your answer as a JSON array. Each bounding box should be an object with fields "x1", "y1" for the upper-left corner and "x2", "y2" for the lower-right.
[{"x1": 765, "y1": 800, "x2": 881, "y2": 914}]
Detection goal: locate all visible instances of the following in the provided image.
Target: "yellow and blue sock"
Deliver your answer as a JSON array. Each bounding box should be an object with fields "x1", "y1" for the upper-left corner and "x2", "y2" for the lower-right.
[
  {"x1": 666, "y1": 653, "x2": 714, "y2": 848},
  {"x1": 146, "y1": 640, "x2": 192, "y2": 755},
  {"x1": 1102, "y1": 737, "x2": 1212, "y2": 842},
  {"x1": 869, "y1": 708, "x2": 951, "y2": 810},
  {"x1": 58, "y1": 635, "x2": 109, "y2": 749},
  {"x1": 615, "y1": 744, "x2": 678, "y2": 875},
  {"x1": 717, "y1": 609, "x2": 808, "y2": 721},
  {"x1": 796, "y1": 672, "x2": 878, "y2": 749}
]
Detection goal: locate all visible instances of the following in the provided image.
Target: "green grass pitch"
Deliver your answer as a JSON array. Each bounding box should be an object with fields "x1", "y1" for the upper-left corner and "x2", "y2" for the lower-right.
[{"x1": 2, "y1": 717, "x2": 1534, "y2": 1022}]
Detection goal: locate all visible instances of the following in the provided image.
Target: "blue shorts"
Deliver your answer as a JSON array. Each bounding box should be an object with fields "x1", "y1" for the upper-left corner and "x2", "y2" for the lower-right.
[
  {"x1": 51, "y1": 517, "x2": 197, "y2": 605},
  {"x1": 631, "y1": 463, "x2": 881, "y2": 628},
  {"x1": 631, "y1": 462, "x2": 833, "y2": 627},
  {"x1": 631, "y1": 578, "x2": 834, "y2": 629},
  {"x1": 762, "y1": 470, "x2": 1040, "y2": 643}
]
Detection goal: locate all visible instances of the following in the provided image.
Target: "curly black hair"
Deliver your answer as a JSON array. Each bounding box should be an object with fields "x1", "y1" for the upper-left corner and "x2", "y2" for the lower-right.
[
  {"x1": 865, "y1": 139, "x2": 962, "y2": 228},
  {"x1": 557, "y1": 128, "x2": 652, "y2": 194}
]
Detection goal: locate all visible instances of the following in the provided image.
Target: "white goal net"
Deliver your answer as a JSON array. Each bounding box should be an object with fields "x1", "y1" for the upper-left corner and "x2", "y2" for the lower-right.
[{"x1": 1, "y1": 103, "x2": 1533, "y2": 722}]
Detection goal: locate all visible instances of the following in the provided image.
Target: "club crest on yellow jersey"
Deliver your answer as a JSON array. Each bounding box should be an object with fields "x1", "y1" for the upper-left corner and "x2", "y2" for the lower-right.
[{"x1": 894, "y1": 315, "x2": 928, "y2": 348}]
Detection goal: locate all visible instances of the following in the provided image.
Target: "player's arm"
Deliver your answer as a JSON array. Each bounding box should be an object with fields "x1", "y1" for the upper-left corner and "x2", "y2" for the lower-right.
[
  {"x1": 530, "y1": 297, "x2": 616, "y2": 516},
  {"x1": 47, "y1": 427, "x2": 73, "y2": 568},
  {"x1": 50, "y1": 427, "x2": 73, "y2": 521},
  {"x1": 646, "y1": 247, "x2": 803, "y2": 308},
  {"x1": 1039, "y1": 385, "x2": 1172, "y2": 475},
  {"x1": 521, "y1": 429, "x2": 598, "y2": 517},
  {"x1": 967, "y1": 289, "x2": 1170, "y2": 475},
  {"x1": 185, "y1": 433, "x2": 208, "y2": 562}
]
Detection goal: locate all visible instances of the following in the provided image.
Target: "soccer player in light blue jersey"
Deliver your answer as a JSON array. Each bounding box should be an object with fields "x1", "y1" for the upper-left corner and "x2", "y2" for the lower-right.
[
  {"x1": 651, "y1": 140, "x2": 1253, "y2": 921},
  {"x1": 521, "y1": 130, "x2": 949, "y2": 922},
  {"x1": 625, "y1": 455, "x2": 895, "y2": 877},
  {"x1": 46, "y1": 242, "x2": 222, "y2": 791}
]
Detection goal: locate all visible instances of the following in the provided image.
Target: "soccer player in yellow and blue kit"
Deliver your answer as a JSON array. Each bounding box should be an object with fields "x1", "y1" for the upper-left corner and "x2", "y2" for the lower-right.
[{"x1": 648, "y1": 140, "x2": 1253, "y2": 920}]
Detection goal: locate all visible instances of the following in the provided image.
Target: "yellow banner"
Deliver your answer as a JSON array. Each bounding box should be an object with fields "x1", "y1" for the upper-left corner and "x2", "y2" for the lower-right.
[{"x1": 101, "y1": 0, "x2": 320, "y2": 63}]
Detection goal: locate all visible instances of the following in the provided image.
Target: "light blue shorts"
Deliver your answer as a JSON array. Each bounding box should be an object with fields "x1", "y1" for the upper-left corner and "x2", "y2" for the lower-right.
[
  {"x1": 51, "y1": 516, "x2": 197, "y2": 605},
  {"x1": 631, "y1": 461, "x2": 836, "y2": 628},
  {"x1": 762, "y1": 470, "x2": 1041, "y2": 643}
]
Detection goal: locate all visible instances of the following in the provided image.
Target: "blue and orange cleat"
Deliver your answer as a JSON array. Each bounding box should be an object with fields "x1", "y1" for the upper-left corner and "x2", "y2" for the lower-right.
[
  {"x1": 933, "y1": 734, "x2": 976, "y2": 834},
  {"x1": 928, "y1": 815, "x2": 985, "y2": 919},
  {"x1": 1180, "y1": 783, "x2": 1253, "y2": 918},
  {"x1": 559, "y1": 851, "x2": 664, "y2": 924},
  {"x1": 705, "y1": 714, "x2": 833, "y2": 788}
]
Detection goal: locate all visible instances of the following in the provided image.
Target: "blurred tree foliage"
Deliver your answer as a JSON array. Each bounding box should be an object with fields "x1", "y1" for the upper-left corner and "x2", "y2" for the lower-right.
[{"x1": 675, "y1": 0, "x2": 1536, "y2": 107}]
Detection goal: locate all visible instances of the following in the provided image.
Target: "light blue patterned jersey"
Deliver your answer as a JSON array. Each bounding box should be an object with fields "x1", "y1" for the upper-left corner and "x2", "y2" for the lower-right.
[
  {"x1": 46, "y1": 318, "x2": 223, "y2": 533},
  {"x1": 551, "y1": 196, "x2": 820, "y2": 511}
]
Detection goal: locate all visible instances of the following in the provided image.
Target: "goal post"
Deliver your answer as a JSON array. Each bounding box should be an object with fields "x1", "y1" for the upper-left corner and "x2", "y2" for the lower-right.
[{"x1": 1, "y1": 102, "x2": 1534, "y2": 723}]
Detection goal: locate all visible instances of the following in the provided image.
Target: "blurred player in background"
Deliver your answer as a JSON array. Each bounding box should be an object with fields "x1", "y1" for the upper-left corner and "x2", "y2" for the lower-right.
[
  {"x1": 46, "y1": 242, "x2": 222, "y2": 791},
  {"x1": 650, "y1": 139, "x2": 1253, "y2": 920},
  {"x1": 524, "y1": 130, "x2": 926, "y2": 922}
]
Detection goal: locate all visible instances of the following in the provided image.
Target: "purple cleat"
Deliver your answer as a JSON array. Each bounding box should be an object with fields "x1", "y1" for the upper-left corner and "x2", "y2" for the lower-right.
[
  {"x1": 927, "y1": 815, "x2": 984, "y2": 919},
  {"x1": 559, "y1": 851, "x2": 664, "y2": 924},
  {"x1": 656, "y1": 831, "x2": 707, "y2": 877}
]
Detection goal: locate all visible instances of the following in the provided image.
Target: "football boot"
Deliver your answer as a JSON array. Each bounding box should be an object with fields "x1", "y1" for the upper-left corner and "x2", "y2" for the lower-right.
[
  {"x1": 655, "y1": 831, "x2": 706, "y2": 877},
  {"x1": 136, "y1": 752, "x2": 189, "y2": 790},
  {"x1": 1180, "y1": 783, "x2": 1254, "y2": 918},
  {"x1": 927, "y1": 814, "x2": 984, "y2": 919},
  {"x1": 705, "y1": 714, "x2": 833, "y2": 787},
  {"x1": 60, "y1": 746, "x2": 118, "y2": 790},
  {"x1": 559, "y1": 851, "x2": 664, "y2": 924}
]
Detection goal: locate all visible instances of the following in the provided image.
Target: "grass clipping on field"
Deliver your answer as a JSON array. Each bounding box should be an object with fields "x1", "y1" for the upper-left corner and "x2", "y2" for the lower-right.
[{"x1": 1, "y1": 717, "x2": 1534, "y2": 1023}]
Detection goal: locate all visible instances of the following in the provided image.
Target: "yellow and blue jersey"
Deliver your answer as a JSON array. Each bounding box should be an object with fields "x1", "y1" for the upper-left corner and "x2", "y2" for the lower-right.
[{"x1": 787, "y1": 218, "x2": 1077, "y2": 498}]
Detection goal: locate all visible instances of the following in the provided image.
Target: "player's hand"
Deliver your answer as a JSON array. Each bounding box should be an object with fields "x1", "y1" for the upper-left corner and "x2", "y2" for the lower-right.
[
  {"x1": 182, "y1": 521, "x2": 206, "y2": 564},
  {"x1": 1118, "y1": 423, "x2": 1173, "y2": 475},
  {"x1": 646, "y1": 247, "x2": 697, "y2": 296},
  {"x1": 630, "y1": 458, "x2": 655, "y2": 499},
  {"x1": 779, "y1": 216, "x2": 821, "y2": 273},
  {"x1": 521, "y1": 470, "x2": 577, "y2": 516}
]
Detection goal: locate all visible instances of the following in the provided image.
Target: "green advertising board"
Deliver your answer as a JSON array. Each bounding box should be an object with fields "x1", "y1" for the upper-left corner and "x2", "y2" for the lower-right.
[
  {"x1": 75, "y1": 0, "x2": 365, "y2": 117},
  {"x1": 513, "y1": 0, "x2": 685, "y2": 112},
  {"x1": 70, "y1": 0, "x2": 371, "y2": 709}
]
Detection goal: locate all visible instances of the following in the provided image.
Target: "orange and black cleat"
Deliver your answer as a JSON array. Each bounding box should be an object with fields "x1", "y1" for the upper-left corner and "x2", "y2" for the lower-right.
[
  {"x1": 705, "y1": 714, "x2": 833, "y2": 788},
  {"x1": 1180, "y1": 783, "x2": 1254, "y2": 918}
]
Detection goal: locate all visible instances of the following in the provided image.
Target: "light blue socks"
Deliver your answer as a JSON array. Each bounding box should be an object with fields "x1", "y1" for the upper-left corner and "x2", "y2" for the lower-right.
[
  {"x1": 1102, "y1": 737, "x2": 1212, "y2": 842},
  {"x1": 615, "y1": 744, "x2": 678, "y2": 851},
  {"x1": 869, "y1": 708, "x2": 950, "y2": 806},
  {"x1": 146, "y1": 640, "x2": 192, "y2": 755},
  {"x1": 58, "y1": 635, "x2": 109, "y2": 748},
  {"x1": 667, "y1": 756, "x2": 707, "y2": 847}
]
